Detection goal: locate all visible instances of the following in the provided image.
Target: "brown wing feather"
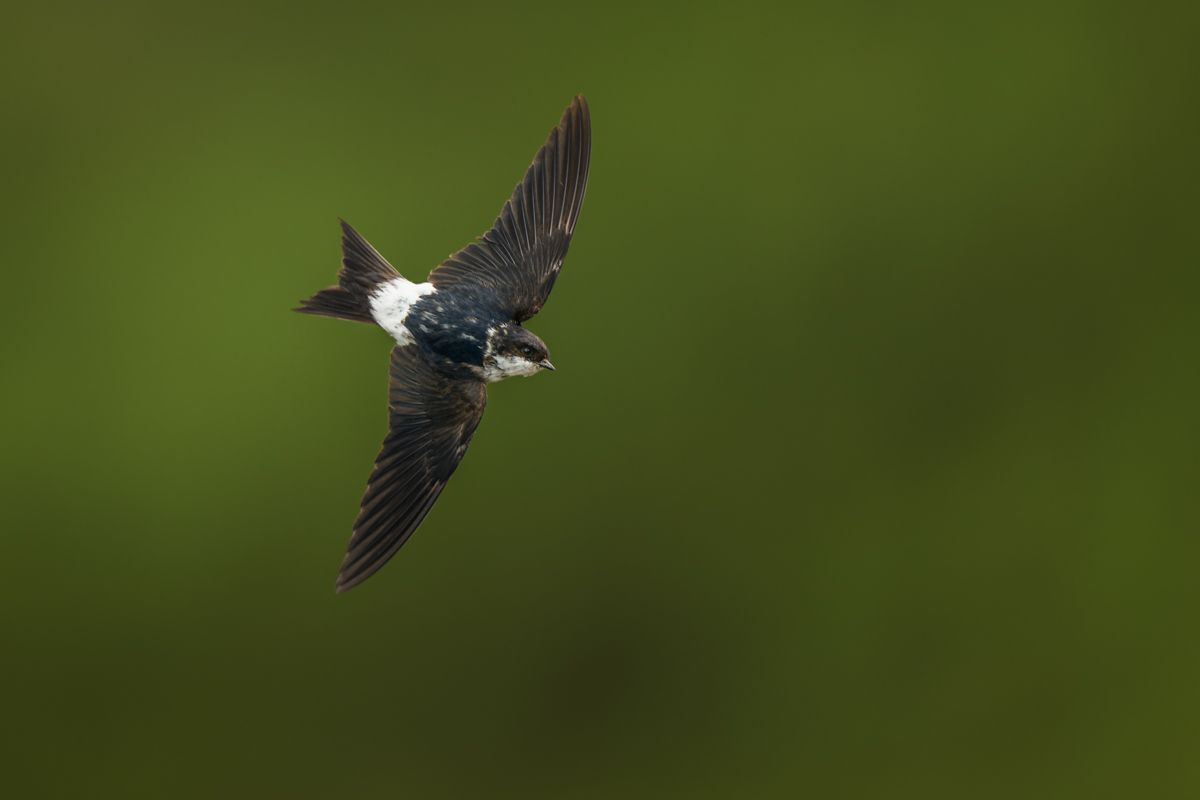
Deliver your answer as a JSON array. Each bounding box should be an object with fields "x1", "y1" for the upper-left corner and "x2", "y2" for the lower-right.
[
  {"x1": 336, "y1": 347, "x2": 487, "y2": 592},
  {"x1": 429, "y1": 95, "x2": 591, "y2": 321}
]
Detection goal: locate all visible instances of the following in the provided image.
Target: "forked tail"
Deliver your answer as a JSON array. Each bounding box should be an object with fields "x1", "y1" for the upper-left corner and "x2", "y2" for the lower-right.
[{"x1": 294, "y1": 220, "x2": 400, "y2": 323}]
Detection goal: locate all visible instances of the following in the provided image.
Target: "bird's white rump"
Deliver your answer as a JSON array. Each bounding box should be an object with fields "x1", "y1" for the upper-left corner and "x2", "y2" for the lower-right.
[{"x1": 369, "y1": 278, "x2": 436, "y2": 345}]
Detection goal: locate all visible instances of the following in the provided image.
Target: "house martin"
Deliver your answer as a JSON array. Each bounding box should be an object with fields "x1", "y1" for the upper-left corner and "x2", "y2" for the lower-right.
[{"x1": 296, "y1": 96, "x2": 591, "y2": 592}]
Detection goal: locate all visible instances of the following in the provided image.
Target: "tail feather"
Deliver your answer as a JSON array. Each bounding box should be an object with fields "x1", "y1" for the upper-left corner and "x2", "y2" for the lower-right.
[
  {"x1": 294, "y1": 220, "x2": 401, "y2": 323},
  {"x1": 337, "y1": 219, "x2": 400, "y2": 295},
  {"x1": 294, "y1": 286, "x2": 374, "y2": 322}
]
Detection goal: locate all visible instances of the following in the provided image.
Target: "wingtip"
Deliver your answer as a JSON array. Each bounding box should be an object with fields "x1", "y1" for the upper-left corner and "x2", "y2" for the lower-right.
[
  {"x1": 562, "y1": 95, "x2": 590, "y2": 144},
  {"x1": 335, "y1": 560, "x2": 372, "y2": 594},
  {"x1": 566, "y1": 94, "x2": 589, "y2": 121}
]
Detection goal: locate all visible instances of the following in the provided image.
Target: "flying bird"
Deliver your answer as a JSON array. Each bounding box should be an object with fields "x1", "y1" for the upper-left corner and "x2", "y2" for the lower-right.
[{"x1": 296, "y1": 96, "x2": 591, "y2": 592}]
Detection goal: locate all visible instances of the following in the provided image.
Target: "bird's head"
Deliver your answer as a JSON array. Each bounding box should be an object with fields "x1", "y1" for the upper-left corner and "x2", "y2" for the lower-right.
[{"x1": 483, "y1": 324, "x2": 555, "y2": 381}]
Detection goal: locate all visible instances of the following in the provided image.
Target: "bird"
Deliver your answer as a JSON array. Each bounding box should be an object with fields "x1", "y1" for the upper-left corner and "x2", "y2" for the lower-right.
[{"x1": 295, "y1": 96, "x2": 591, "y2": 592}]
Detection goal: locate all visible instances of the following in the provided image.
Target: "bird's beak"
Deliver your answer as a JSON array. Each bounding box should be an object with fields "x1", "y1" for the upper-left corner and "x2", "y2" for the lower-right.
[{"x1": 539, "y1": 359, "x2": 556, "y2": 371}]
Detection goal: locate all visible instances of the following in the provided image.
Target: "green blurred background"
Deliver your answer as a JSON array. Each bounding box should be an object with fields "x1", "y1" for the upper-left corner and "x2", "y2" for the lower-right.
[{"x1": 2, "y1": 1, "x2": 1197, "y2": 796}]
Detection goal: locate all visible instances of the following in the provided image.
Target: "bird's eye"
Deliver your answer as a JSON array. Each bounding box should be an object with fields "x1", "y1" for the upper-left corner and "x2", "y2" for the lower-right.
[{"x1": 521, "y1": 345, "x2": 534, "y2": 356}]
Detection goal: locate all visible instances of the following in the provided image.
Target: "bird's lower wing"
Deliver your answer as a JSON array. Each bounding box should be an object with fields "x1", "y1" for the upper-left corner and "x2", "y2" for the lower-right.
[{"x1": 336, "y1": 347, "x2": 487, "y2": 592}]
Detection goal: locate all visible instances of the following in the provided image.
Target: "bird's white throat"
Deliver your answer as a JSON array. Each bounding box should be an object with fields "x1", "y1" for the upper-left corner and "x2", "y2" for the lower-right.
[
  {"x1": 369, "y1": 278, "x2": 436, "y2": 346},
  {"x1": 482, "y1": 353, "x2": 542, "y2": 382}
]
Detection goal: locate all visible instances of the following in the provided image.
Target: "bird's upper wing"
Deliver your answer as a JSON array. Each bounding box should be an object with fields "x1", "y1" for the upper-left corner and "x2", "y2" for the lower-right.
[
  {"x1": 428, "y1": 95, "x2": 591, "y2": 322},
  {"x1": 336, "y1": 347, "x2": 487, "y2": 592}
]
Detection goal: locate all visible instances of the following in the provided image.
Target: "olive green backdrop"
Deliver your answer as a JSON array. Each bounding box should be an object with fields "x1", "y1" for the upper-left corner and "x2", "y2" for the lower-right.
[{"x1": 2, "y1": 1, "x2": 1197, "y2": 797}]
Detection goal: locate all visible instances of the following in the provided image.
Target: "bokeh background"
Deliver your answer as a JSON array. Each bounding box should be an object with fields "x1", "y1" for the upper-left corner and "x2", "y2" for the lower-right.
[{"x1": 2, "y1": 1, "x2": 1197, "y2": 796}]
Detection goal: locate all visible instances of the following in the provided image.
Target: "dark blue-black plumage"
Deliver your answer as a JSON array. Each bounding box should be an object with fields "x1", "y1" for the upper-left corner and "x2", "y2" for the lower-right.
[{"x1": 404, "y1": 288, "x2": 501, "y2": 367}]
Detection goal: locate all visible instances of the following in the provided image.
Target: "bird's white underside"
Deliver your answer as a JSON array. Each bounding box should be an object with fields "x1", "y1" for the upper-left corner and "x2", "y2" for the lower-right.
[{"x1": 369, "y1": 278, "x2": 436, "y2": 346}]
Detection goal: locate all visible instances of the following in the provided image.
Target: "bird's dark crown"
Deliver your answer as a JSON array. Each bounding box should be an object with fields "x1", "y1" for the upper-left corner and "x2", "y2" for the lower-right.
[{"x1": 492, "y1": 324, "x2": 550, "y2": 363}]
